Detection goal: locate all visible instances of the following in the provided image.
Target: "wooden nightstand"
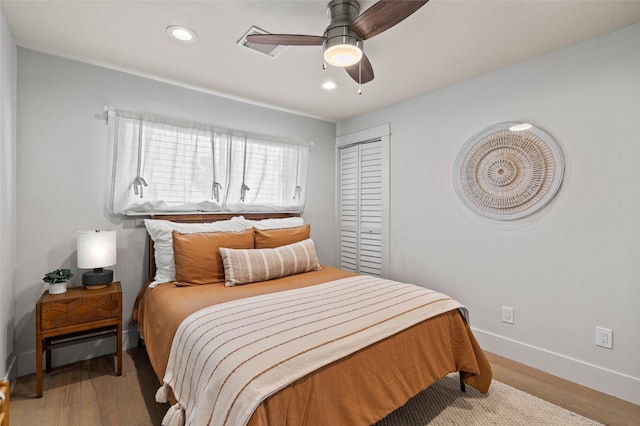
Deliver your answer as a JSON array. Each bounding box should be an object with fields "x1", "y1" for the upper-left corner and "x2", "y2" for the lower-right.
[{"x1": 35, "y1": 282, "x2": 122, "y2": 398}]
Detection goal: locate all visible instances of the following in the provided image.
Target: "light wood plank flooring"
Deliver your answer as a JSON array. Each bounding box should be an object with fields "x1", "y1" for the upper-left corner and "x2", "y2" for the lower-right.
[
  {"x1": 8, "y1": 348, "x2": 640, "y2": 425},
  {"x1": 11, "y1": 347, "x2": 168, "y2": 425},
  {"x1": 486, "y1": 352, "x2": 640, "y2": 426}
]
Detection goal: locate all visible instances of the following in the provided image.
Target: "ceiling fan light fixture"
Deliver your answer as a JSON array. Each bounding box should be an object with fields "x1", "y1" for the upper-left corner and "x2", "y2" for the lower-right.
[
  {"x1": 323, "y1": 0, "x2": 362, "y2": 68},
  {"x1": 324, "y1": 42, "x2": 362, "y2": 67}
]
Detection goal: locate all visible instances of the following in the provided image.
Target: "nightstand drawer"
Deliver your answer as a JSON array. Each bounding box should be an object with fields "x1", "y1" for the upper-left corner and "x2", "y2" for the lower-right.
[{"x1": 40, "y1": 292, "x2": 120, "y2": 330}]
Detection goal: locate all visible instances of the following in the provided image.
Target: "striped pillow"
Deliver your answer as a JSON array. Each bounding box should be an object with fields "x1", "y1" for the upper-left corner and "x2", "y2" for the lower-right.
[{"x1": 220, "y1": 239, "x2": 321, "y2": 287}]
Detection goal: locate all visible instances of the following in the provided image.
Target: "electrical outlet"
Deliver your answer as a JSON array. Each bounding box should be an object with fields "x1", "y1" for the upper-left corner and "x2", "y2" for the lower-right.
[
  {"x1": 502, "y1": 306, "x2": 514, "y2": 324},
  {"x1": 595, "y1": 327, "x2": 613, "y2": 349}
]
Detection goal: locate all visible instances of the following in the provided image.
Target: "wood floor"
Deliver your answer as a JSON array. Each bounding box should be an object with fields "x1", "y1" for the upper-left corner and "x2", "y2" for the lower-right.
[
  {"x1": 10, "y1": 347, "x2": 168, "y2": 426},
  {"x1": 486, "y1": 352, "x2": 640, "y2": 426},
  {"x1": 7, "y1": 347, "x2": 640, "y2": 425}
]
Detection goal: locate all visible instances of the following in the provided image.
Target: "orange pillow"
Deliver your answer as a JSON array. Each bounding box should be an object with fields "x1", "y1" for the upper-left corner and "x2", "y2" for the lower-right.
[
  {"x1": 172, "y1": 228, "x2": 254, "y2": 286},
  {"x1": 254, "y1": 224, "x2": 311, "y2": 249}
]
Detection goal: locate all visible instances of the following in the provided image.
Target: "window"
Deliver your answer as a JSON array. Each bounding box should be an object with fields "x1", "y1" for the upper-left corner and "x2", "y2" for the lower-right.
[
  {"x1": 110, "y1": 110, "x2": 309, "y2": 215},
  {"x1": 224, "y1": 136, "x2": 307, "y2": 212}
]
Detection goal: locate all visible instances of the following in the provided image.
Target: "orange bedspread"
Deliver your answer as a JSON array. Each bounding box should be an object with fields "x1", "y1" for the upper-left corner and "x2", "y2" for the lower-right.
[{"x1": 133, "y1": 267, "x2": 492, "y2": 425}]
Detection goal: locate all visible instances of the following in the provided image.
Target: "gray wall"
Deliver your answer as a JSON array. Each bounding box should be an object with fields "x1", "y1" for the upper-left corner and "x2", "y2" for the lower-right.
[
  {"x1": 0, "y1": 7, "x2": 17, "y2": 382},
  {"x1": 337, "y1": 23, "x2": 640, "y2": 404},
  {"x1": 14, "y1": 49, "x2": 337, "y2": 376}
]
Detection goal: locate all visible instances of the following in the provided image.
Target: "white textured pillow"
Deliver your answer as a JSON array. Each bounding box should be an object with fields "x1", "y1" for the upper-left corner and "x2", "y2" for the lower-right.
[
  {"x1": 144, "y1": 217, "x2": 249, "y2": 287},
  {"x1": 244, "y1": 216, "x2": 304, "y2": 230},
  {"x1": 220, "y1": 238, "x2": 321, "y2": 286}
]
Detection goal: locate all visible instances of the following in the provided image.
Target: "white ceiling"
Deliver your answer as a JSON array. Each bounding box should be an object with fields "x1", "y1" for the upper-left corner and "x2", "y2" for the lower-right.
[{"x1": 2, "y1": 0, "x2": 640, "y2": 122}]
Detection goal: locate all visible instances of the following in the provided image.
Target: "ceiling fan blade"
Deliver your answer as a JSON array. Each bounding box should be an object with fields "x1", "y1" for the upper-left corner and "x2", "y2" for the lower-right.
[
  {"x1": 351, "y1": 0, "x2": 429, "y2": 40},
  {"x1": 245, "y1": 34, "x2": 325, "y2": 46},
  {"x1": 345, "y1": 53, "x2": 374, "y2": 84}
]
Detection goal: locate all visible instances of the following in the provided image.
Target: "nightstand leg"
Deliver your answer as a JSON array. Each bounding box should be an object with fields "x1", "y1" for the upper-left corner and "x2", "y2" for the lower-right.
[
  {"x1": 116, "y1": 321, "x2": 122, "y2": 376},
  {"x1": 36, "y1": 337, "x2": 43, "y2": 398},
  {"x1": 45, "y1": 347, "x2": 51, "y2": 373}
]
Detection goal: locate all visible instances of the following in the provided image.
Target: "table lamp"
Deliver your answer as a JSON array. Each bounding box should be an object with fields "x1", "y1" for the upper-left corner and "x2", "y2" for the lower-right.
[{"x1": 77, "y1": 230, "x2": 117, "y2": 289}]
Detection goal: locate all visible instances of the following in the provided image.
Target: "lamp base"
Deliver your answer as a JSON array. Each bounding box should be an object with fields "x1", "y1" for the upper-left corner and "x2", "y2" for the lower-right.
[
  {"x1": 84, "y1": 283, "x2": 110, "y2": 290},
  {"x1": 82, "y1": 268, "x2": 113, "y2": 289}
]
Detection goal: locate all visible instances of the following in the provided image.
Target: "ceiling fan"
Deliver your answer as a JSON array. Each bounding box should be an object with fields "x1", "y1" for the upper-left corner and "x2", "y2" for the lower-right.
[{"x1": 246, "y1": 0, "x2": 428, "y2": 85}]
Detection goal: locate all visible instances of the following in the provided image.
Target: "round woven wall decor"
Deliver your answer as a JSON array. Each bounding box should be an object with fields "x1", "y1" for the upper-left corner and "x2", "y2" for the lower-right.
[{"x1": 453, "y1": 122, "x2": 564, "y2": 220}]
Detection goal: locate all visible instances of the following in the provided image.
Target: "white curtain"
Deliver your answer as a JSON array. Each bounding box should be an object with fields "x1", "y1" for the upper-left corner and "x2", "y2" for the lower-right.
[
  {"x1": 223, "y1": 136, "x2": 309, "y2": 212},
  {"x1": 110, "y1": 110, "x2": 309, "y2": 215}
]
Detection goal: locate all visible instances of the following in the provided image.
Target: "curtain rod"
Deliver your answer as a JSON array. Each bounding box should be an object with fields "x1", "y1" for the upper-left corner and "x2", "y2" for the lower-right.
[{"x1": 98, "y1": 106, "x2": 313, "y2": 147}]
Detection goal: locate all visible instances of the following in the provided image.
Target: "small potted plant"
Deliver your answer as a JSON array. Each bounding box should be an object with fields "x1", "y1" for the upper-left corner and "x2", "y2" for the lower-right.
[{"x1": 43, "y1": 268, "x2": 73, "y2": 295}]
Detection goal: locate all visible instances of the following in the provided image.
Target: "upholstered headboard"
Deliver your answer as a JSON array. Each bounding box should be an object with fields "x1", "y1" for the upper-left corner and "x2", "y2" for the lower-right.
[{"x1": 146, "y1": 213, "x2": 300, "y2": 281}]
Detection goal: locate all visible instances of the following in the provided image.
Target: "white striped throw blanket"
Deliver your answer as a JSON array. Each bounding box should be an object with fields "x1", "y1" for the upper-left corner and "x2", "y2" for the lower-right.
[{"x1": 156, "y1": 275, "x2": 466, "y2": 426}]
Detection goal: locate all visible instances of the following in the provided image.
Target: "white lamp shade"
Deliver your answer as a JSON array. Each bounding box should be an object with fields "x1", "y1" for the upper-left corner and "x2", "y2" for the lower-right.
[{"x1": 77, "y1": 230, "x2": 117, "y2": 269}]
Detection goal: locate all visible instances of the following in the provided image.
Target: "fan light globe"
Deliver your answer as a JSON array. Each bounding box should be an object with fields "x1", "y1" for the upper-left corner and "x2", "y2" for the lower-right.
[{"x1": 324, "y1": 44, "x2": 362, "y2": 67}]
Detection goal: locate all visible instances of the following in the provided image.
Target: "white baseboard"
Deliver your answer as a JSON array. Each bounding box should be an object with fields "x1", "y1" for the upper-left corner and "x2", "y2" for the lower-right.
[
  {"x1": 473, "y1": 327, "x2": 640, "y2": 406},
  {"x1": 16, "y1": 327, "x2": 139, "y2": 378}
]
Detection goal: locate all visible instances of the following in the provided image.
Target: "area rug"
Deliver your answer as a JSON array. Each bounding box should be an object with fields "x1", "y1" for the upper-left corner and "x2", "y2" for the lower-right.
[{"x1": 375, "y1": 374, "x2": 602, "y2": 425}]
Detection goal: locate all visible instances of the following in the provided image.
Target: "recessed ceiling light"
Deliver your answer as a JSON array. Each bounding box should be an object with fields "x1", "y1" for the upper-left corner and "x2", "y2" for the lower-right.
[
  {"x1": 509, "y1": 123, "x2": 533, "y2": 131},
  {"x1": 166, "y1": 25, "x2": 197, "y2": 43},
  {"x1": 321, "y1": 81, "x2": 339, "y2": 90}
]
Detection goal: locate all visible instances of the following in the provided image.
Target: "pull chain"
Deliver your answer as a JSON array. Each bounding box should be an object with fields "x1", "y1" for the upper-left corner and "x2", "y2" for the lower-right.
[{"x1": 358, "y1": 60, "x2": 362, "y2": 95}]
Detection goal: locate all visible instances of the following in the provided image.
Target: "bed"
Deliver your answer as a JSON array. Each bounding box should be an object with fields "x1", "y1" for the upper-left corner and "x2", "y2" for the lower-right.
[{"x1": 133, "y1": 213, "x2": 491, "y2": 425}]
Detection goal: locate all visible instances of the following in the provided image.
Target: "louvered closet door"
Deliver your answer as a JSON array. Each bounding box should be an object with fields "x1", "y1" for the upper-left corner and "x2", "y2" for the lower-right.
[{"x1": 339, "y1": 140, "x2": 383, "y2": 276}]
